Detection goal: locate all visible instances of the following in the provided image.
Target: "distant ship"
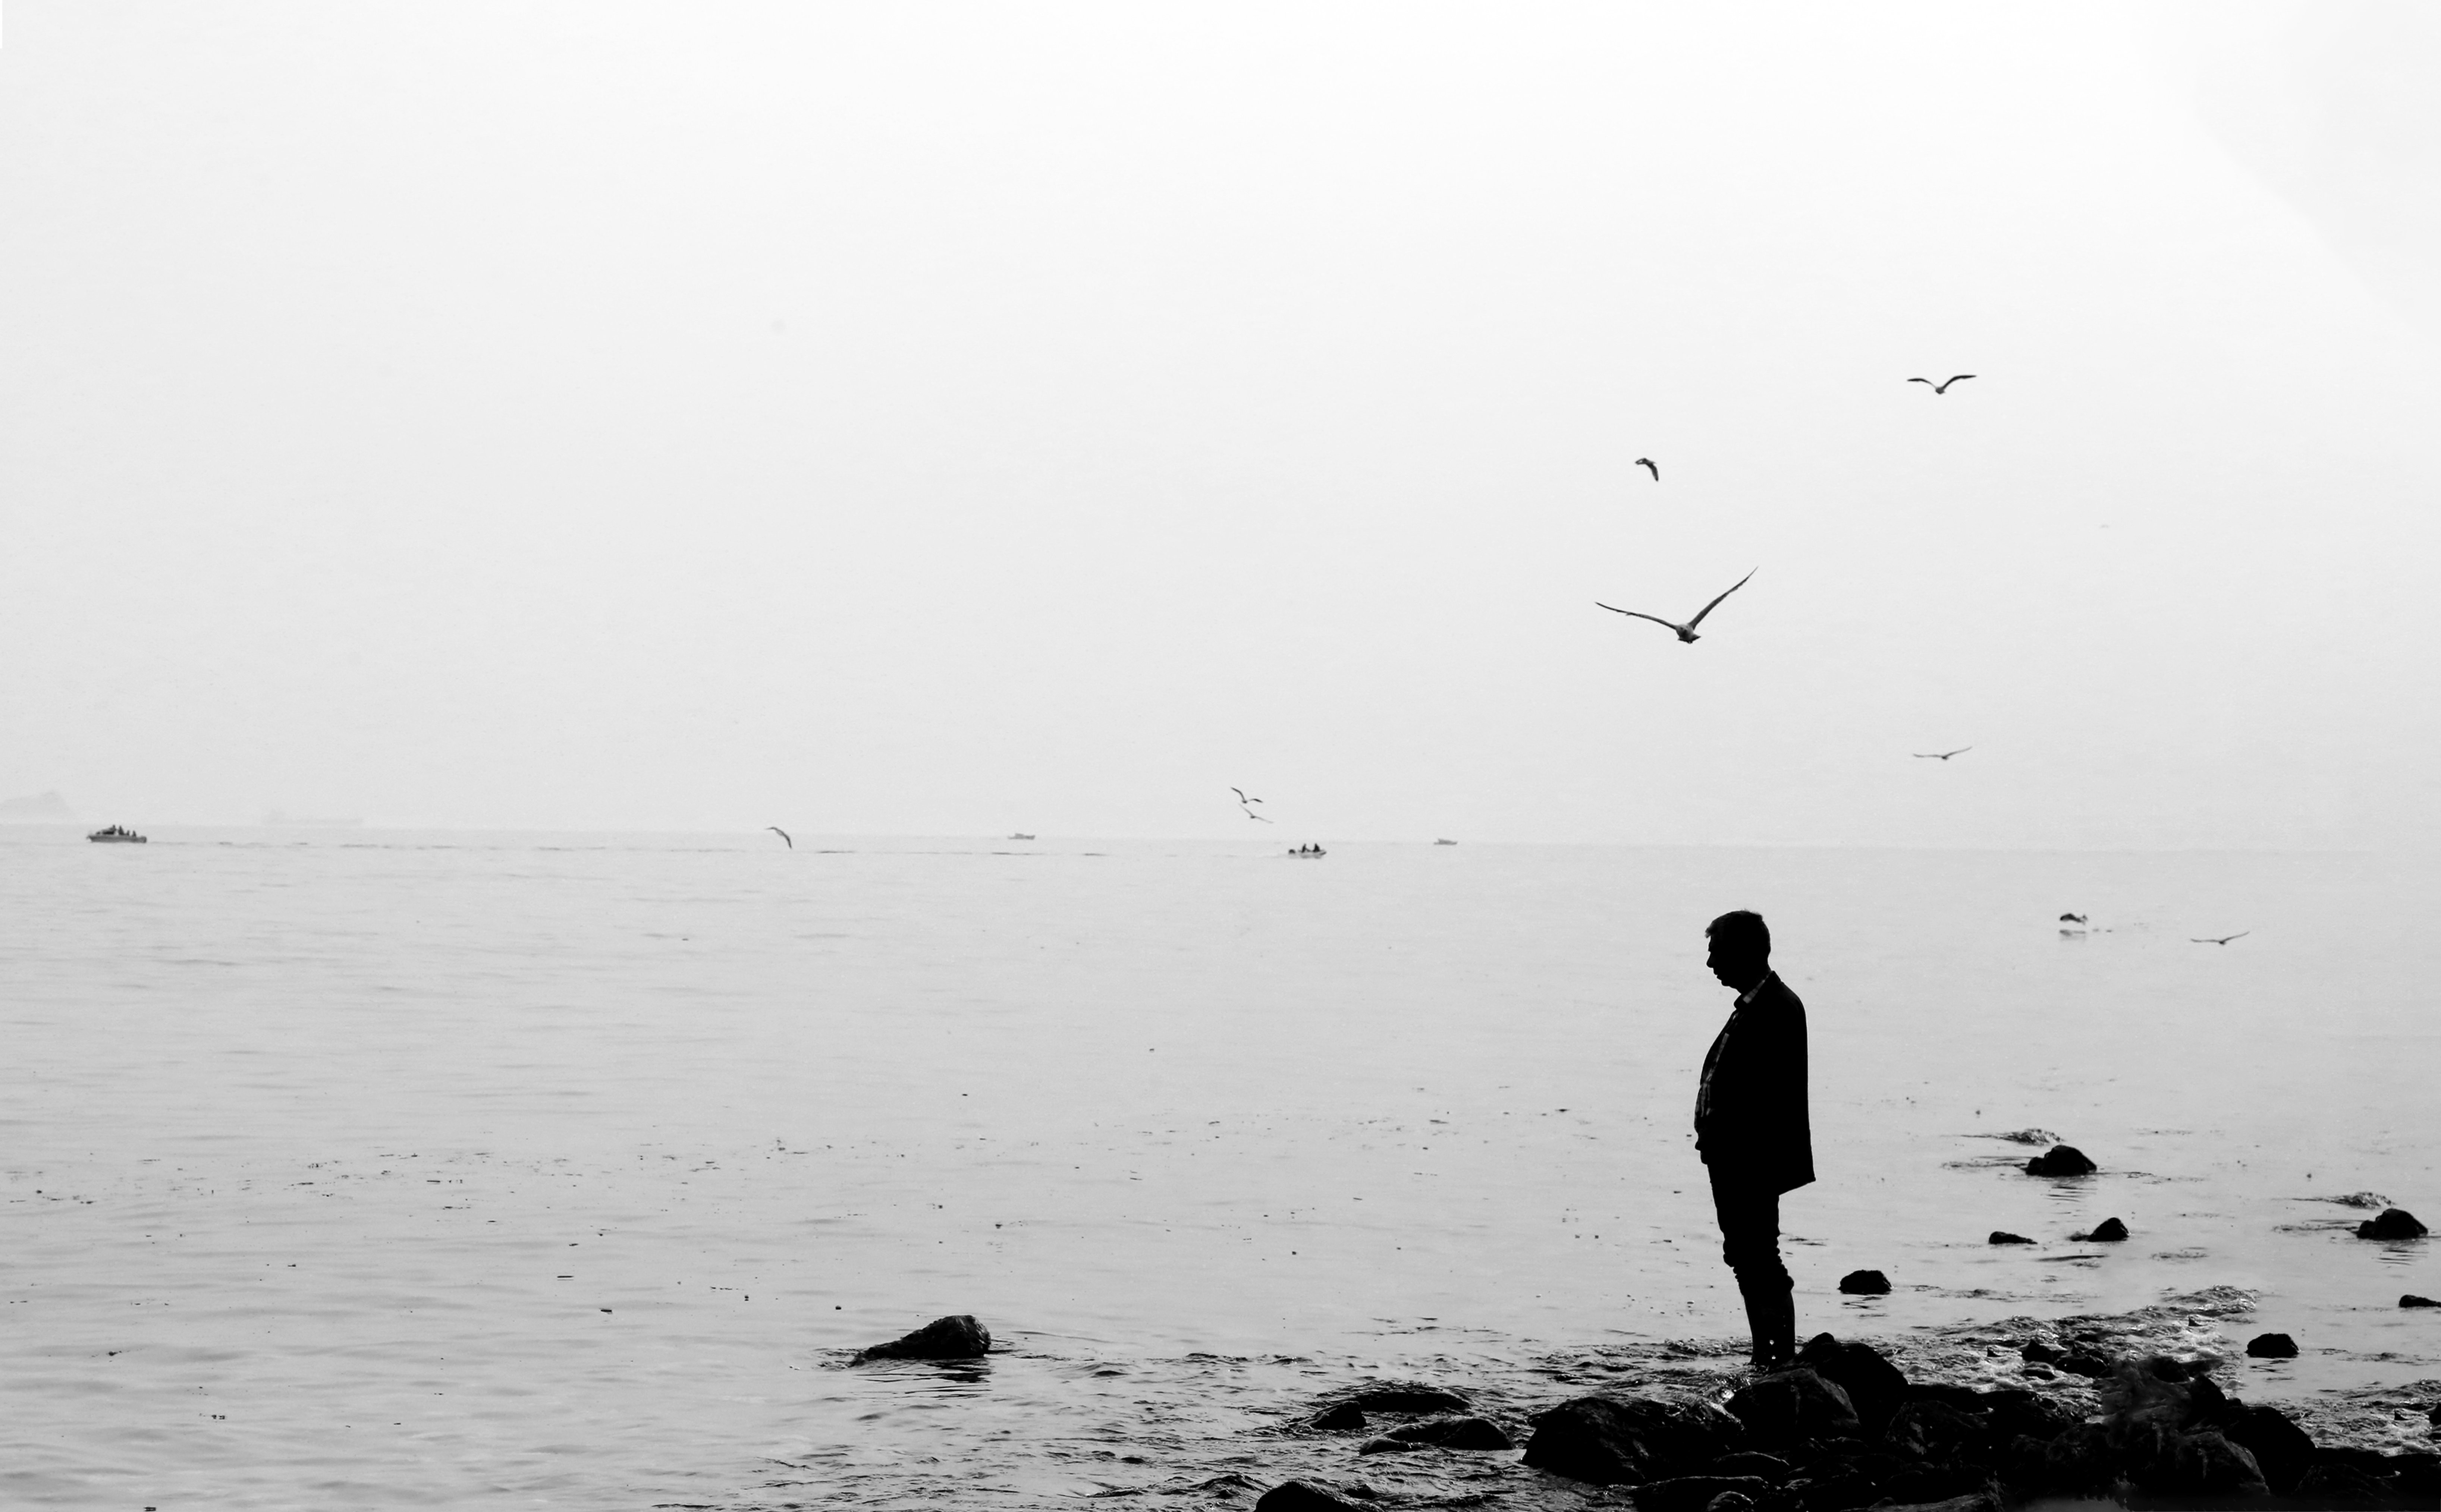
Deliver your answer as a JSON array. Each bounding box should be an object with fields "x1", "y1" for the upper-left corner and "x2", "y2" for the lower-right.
[
  {"x1": 1008, "y1": 832, "x2": 1035, "y2": 841},
  {"x1": 1289, "y1": 844, "x2": 1326, "y2": 858},
  {"x1": 1434, "y1": 838, "x2": 1457, "y2": 846},
  {"x1": 88, "y1": 824, "x2": 147, "y2": 844}
]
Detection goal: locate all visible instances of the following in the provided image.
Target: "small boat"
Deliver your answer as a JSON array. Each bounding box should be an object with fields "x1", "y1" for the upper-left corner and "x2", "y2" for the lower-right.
[
  {"x1": 1434, "y1": 838, "x2": 1457, "y2": 846},
  {"x1": 88, "y1": 824, "x2": 147, "y2": 844},
  {"x1": 1289, "y1": 844, "x2": 1326, "y2": 858},
  {"x1": 1008, "y1": 832, "x2": 1035, "y2": 841}
]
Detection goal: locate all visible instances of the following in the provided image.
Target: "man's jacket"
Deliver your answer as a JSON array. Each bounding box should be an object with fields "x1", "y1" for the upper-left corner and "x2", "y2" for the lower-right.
[{"x1": 1694, "y1": 972, "x2": 1815, "y2": 1194}]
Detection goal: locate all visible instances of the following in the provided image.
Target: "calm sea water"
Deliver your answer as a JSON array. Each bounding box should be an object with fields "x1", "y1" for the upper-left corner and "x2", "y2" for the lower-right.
[{"x1": 4, "y1": 830, "x2": 2436, "y2": 1508}]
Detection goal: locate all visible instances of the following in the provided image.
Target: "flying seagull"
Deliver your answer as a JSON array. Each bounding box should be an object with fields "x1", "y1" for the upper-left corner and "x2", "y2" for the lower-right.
[
  {"x1": 2059, "y1": 913, "x2": 2088, "y2": 924},
  {"x1": 1914, "y1": 747, "x2": 1973, "y2": 760},
  {"x1": 1595, "y1": 568, "x2": 1756, "y2": 644},
  {"x1": 767, "y1": 826, "x2": 792, "y2": 849},
  {"x1": 1232, "y1": 787, "x2": 1273, "y2": 822},
  {"x1": 1908, "y1": 374, "x2": 1975, "y2": 394},
  {"x1": 2190, "y1": 932, "x2": 2249, "y2": 945},
  {"x1": 1633, "y1": 457, "x2": 1659, "y2": 482}
]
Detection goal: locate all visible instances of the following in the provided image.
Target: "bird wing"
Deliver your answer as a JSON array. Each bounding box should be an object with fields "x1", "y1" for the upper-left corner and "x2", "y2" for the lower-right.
[
  {"x1": 1634, "y1": 458, "x2": 1658, "y2": 479},
  {"x1": 1595, "y1": 602, "x2": 1681, "y2": 631},
  {"x1": 1684, "y1": 567, "x2": 1757, "y2": 627},
  {"x1": 1908, "y1": 377, "x2": 1934, "y2": 385},
  {"x1": 768, "y1": 826, "x2": 792, "y2": 847},
  {"x1": 1247, "y1": 810, "x2": 1273, "y2": 822},
  {"x1": 1942, "y1": 747, "x2": 1972, "y2": 758},
  {"x1": 1945, "y1": 374, "x2": 1975, "y2": 386},
  {"x1": 1232, "y1": 787, "x2": 1257, "y2": 804}
]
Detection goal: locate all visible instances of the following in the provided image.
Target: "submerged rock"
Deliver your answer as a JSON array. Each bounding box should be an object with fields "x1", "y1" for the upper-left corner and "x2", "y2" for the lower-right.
[
  {"x1": 1374, "y1": 1414, "x2": 1511, "y2": 1451},
  {"x1": 851, "y1": 1313, "x2": 989, "y2": 1362},
  {"x1": 1838, "y1": 1269, "x2": 1891, "y2": 1294},
  {"x1": 1798, "y1": 1334, "x2": 1909, "y2": 1433},
  {"x1": 2401, "y1": 1294, "x2": 2439, "y2": 1308},
  {"x1": 1522, "y1": 1395, "x2": 1745, "y2": 1486},
  {"x1": 1304, "y1": 1402, "x2": 1366, "y2": 1432},
  {"x1": 2357, "y1": 1207, "x2": 2429, "y2": 1240},
  {"x1": 2220, "y1": 1402, "x2": 2316, "y2": 1492},
  {"x1": 1987, "y1": 1231, "x2": 2034, "y2": 1245},
  {"x1": 1883, "y1": 1398, "x2": 1988, "y2": 1461},
  {"x1": 2076, "y1": 1217, "x2": 2129, "y2": 1242},
  {"x1": 2025, "y1": 1145, "x2": 2096, "y2": 1176},
  {"x1": 1726, "y1": 1367, "x2": 1860, "y2": 1449},
  {"x1": 1339, "y1": 1384, "x2": 1468, "y2": 1415},
  {"x1": 2245, "y1": 1332, "x2": 2299, "y2": 1358},
  {"x1": 1617, "y1": 1474, "x2": 1769, "y2": 1512},
  {"x1": 1255, "y1": 1481, "x2": 1367, "y2": 1512}
]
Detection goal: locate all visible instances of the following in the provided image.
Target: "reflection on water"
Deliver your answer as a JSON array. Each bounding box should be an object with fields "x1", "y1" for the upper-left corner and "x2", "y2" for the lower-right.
[{"x1": 1, "y1": 831, "x2": 2435, "y2": 1506}]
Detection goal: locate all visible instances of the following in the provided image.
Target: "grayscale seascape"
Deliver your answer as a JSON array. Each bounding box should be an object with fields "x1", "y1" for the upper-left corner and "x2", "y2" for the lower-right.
[{"x1": 6, "y1": 830, "x2": 2435, "y2": 1506}]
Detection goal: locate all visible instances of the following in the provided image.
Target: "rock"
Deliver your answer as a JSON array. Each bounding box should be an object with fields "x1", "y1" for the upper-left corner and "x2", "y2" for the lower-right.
[
  {"x1": 1797, "y1": 1334, "x2": 1910, "y2": 1434},
  {"x1": 1614, "y1": 1475, "x2": 1768, "y2": 1512},
  {"x1": 1355, "y1": 1436, "x2": 1420, "y2": 1456},
  {"x1": 1702, "y1": 1494, "x2": 1754, "y2": 1512},
  {"x1": 1986, "y1": 1231, "x2": 2033, "y2": 1245},
  {"x1": 2166, "y1": 1429, "x2": 2268, "y2": 1496},
  {"x1": 1306, "y1": 1402, "x2": 1367, "y2": 1432},
  {"x1": 1709, "y1": 1451, "x2": 1791, "y2": 1481},
  {"x1": 2024, "y1": 1145, "x2": 2096, "y2": 1176},
  {"x1": 1980, "y1": 1389, "x2": 2079, "y2": 1443},
  {"x1": 1726, "y1": 1368, "x2": 1861, "y2": 1449},
  {"x1": 1837, "y1": 1269, "x2": 1891, "y2": 1295},
  {"x1": 1341, "y1": 1385, "x2": 1469, "y2": 1414},
  {"x1": 2040, "y1": 1422, "x2": 2119, "y2": 1493},
  {"x1": 1377, "y1": 1414, "x2": 1511, "y2": 1451},
  {"x1": 2020, "y1": 1339, "x2": 2063, "y2": 1364},
  {"x1": 2296, "y1": 1462, "x2": 2390, "y2": 1503},
  {"x1": 2221, "y1": 1402, "x2": 2315, "y2": 1492},
  {"x1": 2077, "y1": 1217, "x2": 2129, "y2": 1242},
  {"x1": 2357, "y1": 1207, "x2": 2428, "y2": 1239},
  {"x1": 2142, "y1": 1354, "x2": 2192, "y2": 1382},
  {"x1": 1522, "y1": 1396, "x2": 1745, "y2": 1486},
  {"x1": 1884, "y1": 1399, "x2": 1990, "y2": 1462},
  {"x1": 1876, "y1": 1492, "x2": 2001, "y2": 1512},
  {"x1": 2403, "y1": 1294, "x2": 2440, "y2": 1308},
  {"x1": 1255, "y1": 1481, "x2": 1367, "y2": 1512},
  {"x1": 2055, "y1": 1350, "x2": 2114, "y2": 1379},
  {"x1": 851, "y1": 1313, "x2": 989, "y2": 1362},
  {"x1": 2244, "y1": 1332, "x2": 2298, "y2": 1358}
]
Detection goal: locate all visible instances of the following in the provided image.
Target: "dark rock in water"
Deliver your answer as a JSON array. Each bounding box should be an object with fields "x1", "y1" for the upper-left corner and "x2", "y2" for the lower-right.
[
  {"x1": 2296, "y1": 1461, "x2": 2391, "y2": 1504},
  {"x1": 1355, "y1": 1436, "x2": 1420, "y2": 1456},
  {"x1": 1341, "y1": 1385, "x2": 1468, "y2": 1415},
  {"x1": 1727, "y1": 1368, "x2": 1860, "y2": 1449},
  {"x1": 2024, "y1": 1145, "x2": 2096, "y2": 1176},
  {"x1": 2402, "y1": 1294, "x2": 2440, "y2": 1308},
  {"x1": 1701, "y1": 1494, "x2": 1754, "y2": 1512},
  {"x1": 1377, "y1": 1414, "x2": 1511, "y2": 1451},
  {"x1": 1798, "y1": 1335, "x2": 1909, "y2": 1434},
  {"x1": 1522, "y1": 1396, "x2": 1745, "y2": 1486},
  {"x1": 2221, "y1": 1402, "x2": 2315, "y2": 1492},
  {"x1": 1305, "y1": 1402, "x2": 1367, "y2": 1432},
  {"x1": 1709, "y1": 1451, "x2": 1791, "y2": 1481},
  {"x1": 1980, "y1": 1387, "x2": 2079, "y2": 1443},
  {"x1": 2076, "y1": 1217, "x2": 2128, "y2": 1242},
  {"x1": 852, "y1": 1313, "x2": 989, "y2": 1362},
  {"x1": 2358, "y1": 1207, "x2": 2429, "y2": 1239},
  {"x1": 1986, "y1": 1231, "x2": 2033, "y2": 1245},
  {"x1": 1612, "y1": 1475, "x2": 1768, "y2": 1512},
  {"x1": 2142, "y1": 1354, "x2": 2192, "y2": 1382},
  {"x1": 2244, "y1": 1332, "x2": 2298, "y2": 1358},
  {"x1": 1837, "y1": 1269, "x2": 1891, "y2": 1294},
  {"x1": 2040, "y1": 1423, "x2": 2119, "y2": 1494},
  {"x1": 1255, "y1": 1481, "x2": 1367, "y2": 1512},
  {"x1": 2158, "y1": 1430, "x2": 2268, "y2": 1497},
  {"x1": 1884, "y1": 1399, "x2": 1990, "y2": 1462}
]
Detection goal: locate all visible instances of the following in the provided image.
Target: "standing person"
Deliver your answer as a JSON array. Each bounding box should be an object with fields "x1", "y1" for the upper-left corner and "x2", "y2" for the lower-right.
[{"x1": 1692, "y1": 910, "x2": 1813, "y2": 1372}]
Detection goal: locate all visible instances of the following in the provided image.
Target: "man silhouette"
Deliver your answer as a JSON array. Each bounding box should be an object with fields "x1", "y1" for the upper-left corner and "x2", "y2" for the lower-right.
[{"x1": 1693, "y1": 910, "x2": 1813, "y2": 1371}]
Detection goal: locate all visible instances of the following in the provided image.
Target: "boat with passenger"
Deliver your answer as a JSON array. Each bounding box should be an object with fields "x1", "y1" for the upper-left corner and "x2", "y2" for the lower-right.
[
  {"x1": 1289, "y1": 843, "x2": 1326, "y2": 858},
  {"x1": 87, "y1": 824, "x2": 147, "y2": 844}
]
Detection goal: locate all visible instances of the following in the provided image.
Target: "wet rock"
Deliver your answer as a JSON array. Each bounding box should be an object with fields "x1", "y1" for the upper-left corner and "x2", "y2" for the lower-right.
[
  {"x1": 2142, "y1": 1354, "x2": 2192, "y2": 1382},
  {"x1": 1709, "y1": 1451, "x2": 1791, "y2": 1481},
  {"x1": 2076, "y1": 1217, "x2": 2128, "y2": 1242},
  {"x1": 2244, "y1": 1332, "x2": 2298, "y2": 1358},
  {"x1": 1255, "y1": 1481, "x2": 1367, "y2": 1512},
  {"x1": 2296, "y1": 1461, "x2": 2390, "y2": 1504},
  {"x1": 1614, "y1": 1474, "x2": 1768, "y2": 1512},
  {"x1": 2055, "y1": 1350, "x2": 2114, "y2": 1379},
  {"x1": 1986, "y1": 1231, "x2": 2033, "y2": 1245},
  {"x1": 1836, "y1": 1269, "x2": 1890, "y2": 1295},
  {"x1": 851, "y1": 1313, "x2": 989, "y2": 1362},
  {"x1": 2039, "y1": 1422, "x2": 2119, "y2": 1494},
  {"x1": 1727, "y1": 1368, "x2": 1861, "y2": 1449},
  {"x1": 2024, "y1": 1145, "x2": 2096, "y2": 1176},
  {"x1": 2402, "y1": 1294, "x2": 2440, "y2": 1308},
  {"x1": 1884, "y1": 1400, "x2": 1989, "y2": 1462},
  {"x1": 1877, "y1": 1492, "x2": 2001, "y2": 1512},
  {"x1": 2356, "y1": 1207, "x2": 2428, "y2": 1239},
  {"x1": 1305, "y1": 1402, "x2": 1367, "y2": 1432},
  {"x1": 1376, "y1": 1414, "x2": 1511, "y2": 1451},
  {"x1": 1980, "y1": 1388, "x2": 2079, "y2": 1443},
  {"x1": 1340, "y1": 1385, "x2": 1468, "y2": 1415},
  {"x1": 1702, "y1": 1494, "x2": 1754, "y2": 1512},
  {"x1": 1522, "y1": 1395, "x2": 1745, "y2": 1486},
  {"x1": 2150, "y1": 1430, "x2": 2267, "y2": 1497},
  {"x1": 2220, "y1": 1402, "x2": 2315, "y2": 1492},
  {"x1": 1354, "y1": 1436, "x2": 1420, "y2": 1456},
  {"x1": 1797, "y1": 1335, "x2": 1909, "y2": 1434}
]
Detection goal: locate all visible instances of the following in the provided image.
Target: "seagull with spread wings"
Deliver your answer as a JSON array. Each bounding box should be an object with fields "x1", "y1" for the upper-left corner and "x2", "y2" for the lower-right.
[
  {"x1": 1633, "y1": 457, "x2": 1659, "y2": 482},
  {"x1": 1232, "y1": 787, "x2": 1273, "y2": 823},
  {"x1": 2190, "y1": 932, "x2": 2249, "y2": 945},
  {"x1": 1914, "y1": 747, "x2": 1972, "y2": 761},
  {"x1": 1596, "y1": 568, "x2": 1756, "y2": 644},
  {"x1": 1908, "y1": 374, "x2": 1975, "y2": 394},
  {"x1": 767, "y1": 826, "x2": 792, "y2": 849}
]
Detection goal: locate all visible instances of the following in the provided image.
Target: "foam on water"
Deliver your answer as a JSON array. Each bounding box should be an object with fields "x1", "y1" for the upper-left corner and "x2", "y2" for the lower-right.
[{"x1": 2, "y1": 830, "x2": 2435, "y2": 1506}]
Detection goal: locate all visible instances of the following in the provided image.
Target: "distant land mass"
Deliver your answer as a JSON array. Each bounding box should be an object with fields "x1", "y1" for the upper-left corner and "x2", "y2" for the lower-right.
[
  {"x1": 0, "y1": 790, "x2": 78, "y2": 823},
  {"x1": 260, "y1": 811, "x2": 363, "y2": 828}
]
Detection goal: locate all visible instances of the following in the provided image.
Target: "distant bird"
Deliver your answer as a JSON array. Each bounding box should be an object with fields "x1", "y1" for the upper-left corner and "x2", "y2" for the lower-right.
[
  {"x1": 1914, "y1": 747, "x2": 1973, "y2": 760},
  {"x1": 767, "y1": 826, "x2": 792, "y2": 849},
  {"x1": 1231, "y1": 787, "x2": 1273, "y2": 823},
  {"x1": 2191, "y1": 932, "x2": 2249, "y2": 945},
  {"x1": 1909, "y1": 374, "x2": 1975, "y2": 394},
  {"x1": 1633, "y1": 457, "x2": 1659, "y2": 482},
  {"x1": 1596, "y1": 568, "x2": 1756, "y2": 644},
  {"x1": 2059, "y1": 913, "x2": 2088, "y2": 925},
  {"x1": 1231, "y1": 787, "x2": 1262, "y2": 807}
]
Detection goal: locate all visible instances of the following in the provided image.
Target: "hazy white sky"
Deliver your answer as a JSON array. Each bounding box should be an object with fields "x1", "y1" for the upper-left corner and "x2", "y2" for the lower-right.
[{"x1": 3, "y1": 3, "x2": 2436, "y2": 846}]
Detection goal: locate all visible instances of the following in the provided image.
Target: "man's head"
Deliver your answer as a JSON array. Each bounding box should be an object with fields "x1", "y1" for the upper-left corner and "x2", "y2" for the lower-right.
[{"x1": 1705, "y1": 910, "x2": 1771, "y2": 992}]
